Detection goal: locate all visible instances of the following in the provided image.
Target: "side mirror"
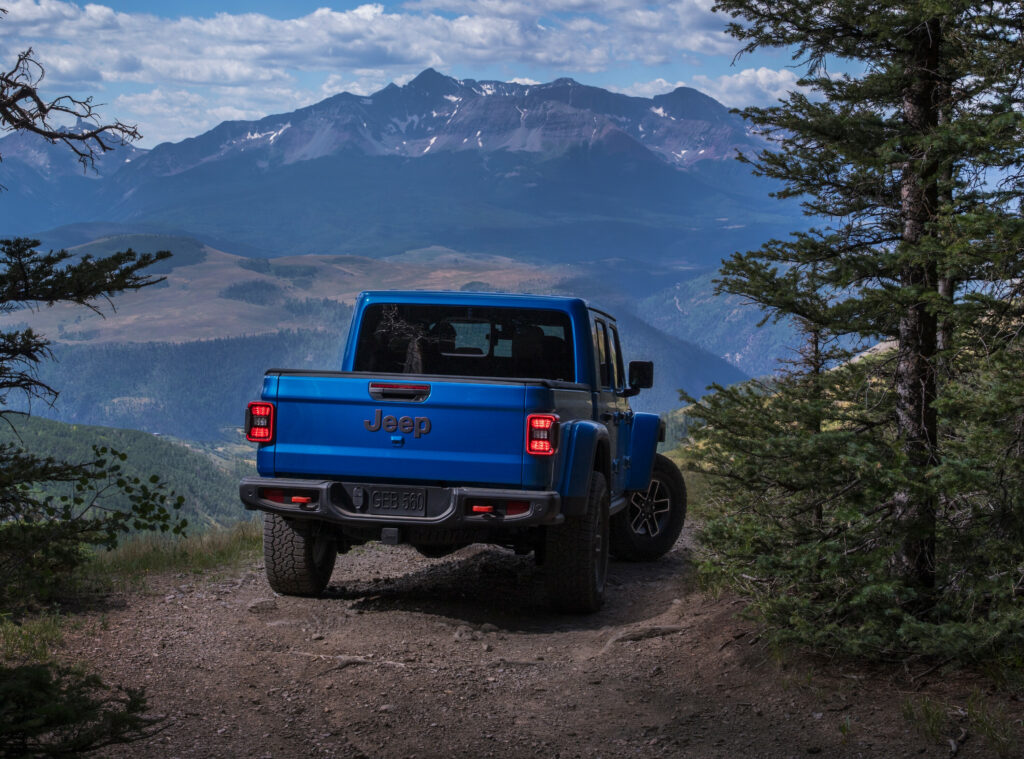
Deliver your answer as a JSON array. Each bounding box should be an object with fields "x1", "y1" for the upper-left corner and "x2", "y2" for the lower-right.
[{"x1": 627, "y1": 360, "x2": 653, "y2": 391}]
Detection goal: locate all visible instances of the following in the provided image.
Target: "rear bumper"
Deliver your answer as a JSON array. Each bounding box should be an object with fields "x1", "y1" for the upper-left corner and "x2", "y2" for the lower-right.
[{"x1": 239, "y1": 476, "x2": 563, "y2": 531}]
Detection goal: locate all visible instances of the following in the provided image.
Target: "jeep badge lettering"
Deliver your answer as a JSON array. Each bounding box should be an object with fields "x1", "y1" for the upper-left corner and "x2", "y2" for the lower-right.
[{"x1": 363, "y1": 409, "x2": 432, "y2": 438}]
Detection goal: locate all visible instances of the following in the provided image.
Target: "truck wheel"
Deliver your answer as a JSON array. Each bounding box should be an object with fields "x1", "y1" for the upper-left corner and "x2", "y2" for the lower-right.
[
  {"x1": 544, "y1": 471, "x2": 609, "y2": 613},
  {"x1": 263, "y1": 514, "x2": 336, "y2": 596},
  {"x1": 610, "y1": 454, "x2": 687, "y2": 562}
]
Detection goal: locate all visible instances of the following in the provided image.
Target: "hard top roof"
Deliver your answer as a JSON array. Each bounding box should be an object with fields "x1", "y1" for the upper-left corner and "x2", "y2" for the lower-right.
[{"x1": 356, "y1": 290, "x2": 608, "y2": 318}]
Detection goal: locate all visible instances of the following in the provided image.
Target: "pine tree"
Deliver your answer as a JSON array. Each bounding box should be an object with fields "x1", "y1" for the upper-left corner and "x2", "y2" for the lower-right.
[
  {"x1": 687, "y1": 2, "x2": 1024, "y2": 658},
  {"x1": 0, "y1": 9, "x2": 184, "y2": 752}
]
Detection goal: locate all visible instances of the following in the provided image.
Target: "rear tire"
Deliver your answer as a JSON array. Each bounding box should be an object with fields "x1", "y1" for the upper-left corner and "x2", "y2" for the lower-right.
[
  {"x1": 610, "y1": 454, "x2": 686, "y2": 562},
  {"x1": 544, "y1": 471, "x2": 609, "y2": 613},
  {"x1": 263, "y1": 514, "x2": 336, "y2": 596}
]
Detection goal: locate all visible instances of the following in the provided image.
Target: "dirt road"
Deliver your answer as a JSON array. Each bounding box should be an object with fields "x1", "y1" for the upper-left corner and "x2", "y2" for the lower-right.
[{"x1": 62, "y1": 535, "x2": 1009, "y2": 758}]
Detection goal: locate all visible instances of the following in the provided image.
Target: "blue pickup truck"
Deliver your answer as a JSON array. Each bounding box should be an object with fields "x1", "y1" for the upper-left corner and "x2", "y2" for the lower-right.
[{"x1": 240, "y1": 290, "x2": 686, "y2": 612}]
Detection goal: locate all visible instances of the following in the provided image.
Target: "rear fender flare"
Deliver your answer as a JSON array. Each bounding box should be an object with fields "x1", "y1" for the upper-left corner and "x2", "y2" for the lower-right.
[
  {"x1": 624, "y1": 412, "x2": 661, "y2": 491},
  {"x1": 557, "y1": 420, "x2": 609, "y2": 516}
]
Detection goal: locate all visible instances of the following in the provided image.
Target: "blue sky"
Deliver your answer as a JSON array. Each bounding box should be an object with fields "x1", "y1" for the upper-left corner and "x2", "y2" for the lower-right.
[{"x1": 1, "y1": 0, "x2": 810, "y2": 146}]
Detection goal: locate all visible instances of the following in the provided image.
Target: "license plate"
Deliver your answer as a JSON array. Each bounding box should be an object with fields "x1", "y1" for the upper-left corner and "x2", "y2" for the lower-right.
[{"x1": 366, "y1": 487, "x2": 427, "y2": 517}]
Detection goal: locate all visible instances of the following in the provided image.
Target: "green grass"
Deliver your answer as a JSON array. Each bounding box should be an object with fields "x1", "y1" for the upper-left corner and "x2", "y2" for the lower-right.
[
  {"x1": 968, "y1": 690, "x2": 1022, "y2": 758},
  {"x1": 3, "y1": 521, "x2": 263, "y2": 666},
  {"x1": 664, "y1": 445, "x2": 714, "y2": 521},
  {"x1": 901, "y1": 695, "x2": 949, "y2": 744},
  {"x1": 900, "y1": 692, "x2": 1023, "y2": 758},
  {"x1": 87, "y1": 518, "x2": 262, "y2": 579},
  {"x1": 0, "y1": 613, "x2": 65, "y2": 664}
]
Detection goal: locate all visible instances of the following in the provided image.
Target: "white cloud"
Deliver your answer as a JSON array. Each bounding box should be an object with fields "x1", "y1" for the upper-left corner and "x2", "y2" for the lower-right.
[
  {"x1": 4, "y1": 1, "x2": 731, "y2": 81},
  {"x1": 613, "y1": 68, "x2": 809, "y2": 107},
  {"x1": 0, "y1": 0, "x2": 739, "y2": 143},
  {"x1": 612, "y1": 77, "x2": 687, "y2": 99},
  {"x1": 689, "y1": 67, "x2": 807, "y2": 107},
  {"x1": 320, "y1": 71, "x2": 393, "y2": 98},
  {"x1": 113, "y1": 85, "x2": 318, "y2": 145}
]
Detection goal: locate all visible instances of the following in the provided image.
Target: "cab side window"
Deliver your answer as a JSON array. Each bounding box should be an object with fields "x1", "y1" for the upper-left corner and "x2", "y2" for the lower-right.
[
  {"x1": 593, "y1": 318, "x2": 612, "y2": 389},
  {"x1": 606, "y1": 323, "x2": 622, "y2": 391},
  {"x1": 608, "y1": 325, "x2": 625, "y2": 391}
]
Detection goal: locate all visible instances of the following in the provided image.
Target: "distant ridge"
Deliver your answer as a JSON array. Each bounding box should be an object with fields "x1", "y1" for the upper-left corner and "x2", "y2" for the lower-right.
[
  {"x1": 117, "y1": 67, "x2": 756, "y2": 177},
  {"x1": 0, "y1": 69, "x2": 795, "y2": 266}
]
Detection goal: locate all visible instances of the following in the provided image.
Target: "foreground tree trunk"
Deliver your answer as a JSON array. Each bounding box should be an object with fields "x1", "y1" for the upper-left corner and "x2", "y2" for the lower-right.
[{"x1": 892, "y1": 18, "x2": 942, "y2": 593}]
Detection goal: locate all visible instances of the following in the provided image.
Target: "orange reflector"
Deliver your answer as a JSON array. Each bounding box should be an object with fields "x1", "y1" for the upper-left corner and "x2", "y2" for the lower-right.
[
  {"x1": 291, "y1": 496, "x2": 313, "y2": 504},
  {"x1": 472, "y1": 504, "x2": 494, "y2": 514}
]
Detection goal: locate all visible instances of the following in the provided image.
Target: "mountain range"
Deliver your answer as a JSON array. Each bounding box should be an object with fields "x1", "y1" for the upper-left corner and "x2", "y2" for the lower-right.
[{"x1": 0, "y1": 69, "x2": 799, "y2": 269}]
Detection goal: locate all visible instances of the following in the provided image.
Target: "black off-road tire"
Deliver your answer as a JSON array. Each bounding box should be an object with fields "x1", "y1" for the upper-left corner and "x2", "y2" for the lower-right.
[
  {"x1": 610, "y1": 454, "x2": 687, "y2": 562},
  {"x1": 544, "y1": 471, "x2": 609, "y2": 613},
  {"x1": 263, "y1": 513, "x2": 336, "y2": 596}
]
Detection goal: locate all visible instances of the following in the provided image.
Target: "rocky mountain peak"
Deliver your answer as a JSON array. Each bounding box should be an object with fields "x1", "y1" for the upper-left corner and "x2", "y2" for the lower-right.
[
  {"x1": 406, "y1": 67, "x2": 460, "y2": 93},
  {"x1": 1, "y1": 69, "x2": 759, "y2": 185}
]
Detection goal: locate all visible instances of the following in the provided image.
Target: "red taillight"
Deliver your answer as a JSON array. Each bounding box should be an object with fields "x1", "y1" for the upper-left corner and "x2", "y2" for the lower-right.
[
  {"x1": 506, "y1": 501, "x2": 529, "y2": 516},
  {"x1": 262, "y1": 488, "x2": 285, "y2": 503},
  {"x1": 246, "y1": 401, "x2": 275, "y2": 443},
  {"x1": 526, "y1": 414, "x2": 559, "y2": 456}
]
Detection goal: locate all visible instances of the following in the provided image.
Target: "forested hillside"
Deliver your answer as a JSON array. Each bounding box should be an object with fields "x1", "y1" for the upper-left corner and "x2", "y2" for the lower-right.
[
  {"x1": 0, "y1": 234, "x2": 747, "y2": 438},
  {"x1": 22, "y1": 317, "x2": 738, "y2": 438},
  {"x1": 637, "y1": 272, "x2": 796, "y2": 377},
  {"x1": 16, "y1": 330, "x2": 347, "y2": 441},
  {"x1": 0, "y1": 413, "x2": 249, "y2": 529}
]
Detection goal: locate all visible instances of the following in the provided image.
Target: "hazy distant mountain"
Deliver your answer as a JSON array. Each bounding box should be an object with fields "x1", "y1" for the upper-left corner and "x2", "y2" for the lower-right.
[
  {"x1": 0, "y1": 69, "x2": 799, "y2": 268},
  {"x1": 0, "y1": 121, "x2": 145, "y2": 233},
  {"x1": 0, "y1": 120, "x2": 145, "y2": 177},
  {"x1": 118, "y1": 68, "x2": 757, "y2": 175}
]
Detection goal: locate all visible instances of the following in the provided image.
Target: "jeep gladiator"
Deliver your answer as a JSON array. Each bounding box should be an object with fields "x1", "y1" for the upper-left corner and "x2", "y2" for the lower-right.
[{"x1": 239, "y1": 291, "x2": 686, "y2": 612}]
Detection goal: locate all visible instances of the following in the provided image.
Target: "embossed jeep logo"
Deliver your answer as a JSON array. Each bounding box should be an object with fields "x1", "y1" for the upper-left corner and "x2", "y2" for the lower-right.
[{"x1": 363, "y1": 409, "x2": 432, "y2": 438}]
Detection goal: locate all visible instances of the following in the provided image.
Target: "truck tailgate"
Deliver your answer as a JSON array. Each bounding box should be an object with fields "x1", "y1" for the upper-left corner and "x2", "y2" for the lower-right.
[{"x1": 269, "y1": 375, "x2": 527, "y2": 487}]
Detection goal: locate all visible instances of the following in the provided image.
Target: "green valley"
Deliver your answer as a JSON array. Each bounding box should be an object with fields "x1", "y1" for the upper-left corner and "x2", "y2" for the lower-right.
[
  {"x1": 1, "y1": 234, "x2": 750, "y2": 439},
  {"x1": 0, "y1": 415, "x2": 252, "y2": 529}
]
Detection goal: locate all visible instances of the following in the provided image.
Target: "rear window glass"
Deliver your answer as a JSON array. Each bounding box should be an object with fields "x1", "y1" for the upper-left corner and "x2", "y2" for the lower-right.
[{"x1": 354, "y1": 304, "x2": 575, "y2": 382}]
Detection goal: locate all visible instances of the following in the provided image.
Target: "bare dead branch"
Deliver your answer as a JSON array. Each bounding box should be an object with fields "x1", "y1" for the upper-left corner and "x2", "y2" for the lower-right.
[{"x1": 0, "y1": 39, "x2": 141, "y2": 170}]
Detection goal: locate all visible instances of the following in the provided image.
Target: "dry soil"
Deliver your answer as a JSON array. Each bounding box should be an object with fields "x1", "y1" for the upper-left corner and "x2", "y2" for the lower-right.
[{"x1": 61, "y1": 531, "x2": 1020, "y2": 758}]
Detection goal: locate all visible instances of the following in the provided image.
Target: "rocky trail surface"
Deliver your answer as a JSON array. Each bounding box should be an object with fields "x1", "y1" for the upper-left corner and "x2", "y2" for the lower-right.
[{"x1": 62, "y1": 534, "x2": 1015, "y2": 758}]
